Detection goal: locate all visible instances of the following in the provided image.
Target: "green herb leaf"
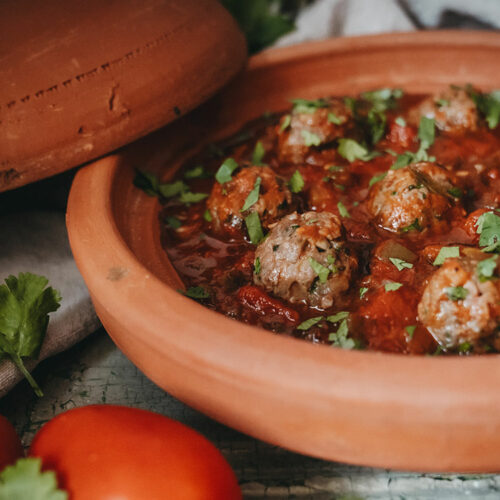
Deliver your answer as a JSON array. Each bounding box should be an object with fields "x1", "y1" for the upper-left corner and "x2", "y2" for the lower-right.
[
  {"x1": 203, "y1": 209, "x2": 213, "y2": 222},
  {"x1": 447, "y1": 187, "x2": 463, "y2": 199},
  {"x1": 241, "y1": 177, "x2": 262, "y2": 212},
  {"x1": 391, "y1": 151, "x2": 415, "y2": 170},
  {"x1": 252, "y1": 141, "x2": 266, "y2": 165},
  {"x1": 289, "y1": 170, "x2": 305, "y2": 193},
  {"x1": 245, "y1": 212, "x2": 264, "y2": 245},
  {"x1": 301, "y1": 130, "x2": 321, "y2": 147},
  {"x1": 446, "y1": 286, "x2": 468, "y2": 301},
  {"x1": 180, "y1": 286, "x2": 210, "y2": 299},
  {"x1": 433, "y1": 246, "x2": 460, "y2": 266},
  {"x1": 468, "y1": 88, "x2": 500, "y2": 129},
  {"x1": 326, "y1": 311, "x2": 349, "y2": 323},
  {"x1": 164, "y1": 216, "x2": 181, "y2": 229},
  {"x1": 337, "y1": 201, "x2": 350, "y2": 218},
  {"x1": 215, "y1": 158, "x2": 239, "y2": 184},
  {"x1": 476, "y1": 211, "x2": 500, "y2": 252},
  {"x1": 178, "y1": 192, "x2": 208, "y2": 204},
  {"x1": 337, "y1": 138, "x2": 377, "y2": 162},
  {"x1": 369, "y1": 172, "x2": 387, "y2": 187},
  {"x1": 254, "y1": 256, "x2": 261, "y2": 275},
  {"x1": 400, "y1": 218, "x2": 422, "y2": 233},
  {"x1": 280, "y1": 114, "x2": 291, "y2": 131},
  {"x1": 477, "y1": 256, "x2": 498, "y2": 282},
  {"x1": 0, "y1": 273, "x2": 61, "y2": 397},
  {"x1": 359, "y1": 287, "x2": 369, "y2": 298},
  {"x1": 158, "y1": 180, "x2": 188, "y2": 198},
  {"x1": 405, "y1": 325, "x2": 416, "y2": 339},
  {"x1": 418, "y1": 116, "x2": 436, "y2": 150},
  {"x1": 184, "y1": 165, "x2": 206, "y2": 179},
  {"x1": 389, "y1": 257, "x2": 413, "y2": 271},
  {"x1": 327, "y1": 112, "x2": 343, "y2": 125},
  {"x1": 361, "y1": 88, "x2": 403, "y2": 112},
  {"x1": 328, "y1": 319, "x2": 356, "y2": 349},
  {"x1": 384, "y1": 281, "x2": 403, "y2": 292},
  {"x1": 395, "y1": 116, "x2": 406, "y2": 127},
  {"x1": 436, "y1": 98, "x2": 450, "y2": 108},
  {"x1": 133, "y1": 169, "x2": 160, "y2": 197},
  {"x1": 291, "y1": 98, "x2": 330, "y2": 114},
  {"x1": 297, "y1": 316, "x2": 323, "y2": 331},
  {"x1": 0, "y1": 457, "x2": 68, "y2": 500},
  {"x1": 309, "y1": 258, "x2": 331, "y2": 283},
  {"x1": 458, "y1": 341, "x2": 473, "y2": 353}
]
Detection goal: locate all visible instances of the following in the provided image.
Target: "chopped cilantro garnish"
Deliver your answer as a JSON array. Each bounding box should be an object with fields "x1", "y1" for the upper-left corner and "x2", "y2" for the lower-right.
[
  {"x1": 297, "y1": 316, "x2": 323, "y2": 331},
  {"x1": 391, "y1": 151, "x2": 414, "y2": 170},
  {"x1": 337, "y1": 138, "x2": 377, "y2": 162},
  {"x1": 133, "y1": 169, "x2": 161, "y2": 196},
  {"x1": 445, "y1": 286, "x2": 468, "y2": 301},
  {"x1": 477, "y1": 256, "x2": 498, "y2": 282},
  {"x1": 289, "y1": 170, "x2": 304, "y2": 193},
  {"x1": 337, "y1": 201, "x2": 350, "y2": 218},
  {"x1": 309, "y1": 258, "x2": 331, "y2": 283},
  {"x1": 203, "y1": 209, "x2": 213, "y2": 222},
  {"x1": 359, "y1": 287, "x2": 369, "y2": 298},
  {"x1": 418, "y1": 116, "x2": 436, "y2": 150},
  {"x1": 476, "y1": 211, "x2": 500, "y2": 252},
  {"x1": 384, "y1": 281, "x2": 403, "y2": 292},
  {"x1": 164, "y1": 216, "x2": 181, "y2": 229},
  {"x1": 361, "y1": 88, "x2": 403, "y2": 111},
  {"x1": 291, "y1": 97, "x2": 329, "y2": 114},
  {"x1": 215, "y1": 158, "x2": 239, "y2": 184},
  {"x1": 184, "y1": 165, "x2": 206, "y2": 179},
  {"x1": 179, "y1": 191, "x2": 208, "y2": 204},
  {"x1": 241, "y1": 176, "x2": 261, "y2": 212},
  {"x1": 326, "y1": 311, "x2": 349, "y2": 323},
  {"x1": 252, "y1": 141, "x2": 266, "y2": 165},
  {"x1": 328, "y1": 319, "x2": 356, "y2": 349},
  {"x1": 433, "y1": 246, "x2": 460, "y2": 266},
  {"x1": 280, "y1": 114, "x2": 291, "y2": 131},
  {"x1": 254, "y1": 256, "x2": 261, "y2": 275},
  {"x1": 458, "y1": 341, "x2": 473, "y2": 353},
  {"x1": 405, "y1": 325, "x2": 416, "y2": 339},
  {"x1": 468, "y1": 87, "x2": 500, "y2": 129},
  {"x1": 400, "y1": 218, "x2": 422, "y2": 233},
  {"x1": 301, "y1": 130, "x2": 321, "y2": 147},
  {"x1": 245, "y1": 212, "x2": 264, "y2": 245},
  {"x1": 389, "y1": 257, "x2": 413, "y2": 271},
  {"x1": 159, "y1": 180, "x2": 188, "y2": 198},
  {"x1": 436, "y1": 98, "x2": 449, "y2": 107},
  {"x1": 447, "y1": 187, "x2": 463, "y2": 198},
  {"x1": 395, "y1": 116, "x2": 406, "y2": 127},
  {"x1": 327, "y1": 112, "x2": 343, "y2": 125},
  {"x1": 180, "y1": 286, "x2": 210, "y2": 299},
  {"x1": 369, "y1": 172, "x2": 387, "y2": 186}
]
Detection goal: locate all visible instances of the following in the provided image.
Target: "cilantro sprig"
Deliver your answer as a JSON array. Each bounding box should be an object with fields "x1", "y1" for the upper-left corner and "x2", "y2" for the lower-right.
[
  {"x1": 476, "y1": 211, "x2": 500, "y2": 253},
  {"x1": 0, "y1": 273, "x2": 61, "y2": 397}
]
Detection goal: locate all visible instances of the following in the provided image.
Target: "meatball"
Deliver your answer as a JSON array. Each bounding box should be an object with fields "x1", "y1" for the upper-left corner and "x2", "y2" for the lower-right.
[
  {"x1": 207, "y1": 165, "x2": 292, "y2": 233},
  {"x1": 408, "y1": 87, "x2": 479, "y2": 133},
  {"x1": 367, "y1": 162, "x2": 456, "y2": 233},
  {"x1": 418, "y1": 256, "x2": 500, "y2": 349},
  {"x1": 253, "y1": 211, "x2": 357, "y2": 308},
  {"x1": 277, "y1": 98, "x2": 352, "y2": 164}
]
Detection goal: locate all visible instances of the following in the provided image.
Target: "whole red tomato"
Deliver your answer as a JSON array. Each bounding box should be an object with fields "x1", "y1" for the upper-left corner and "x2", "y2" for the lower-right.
[
  {"x1": 0, "y1": 414, "x2": 23, "y2": 471},
  {"x1": 29, "y1": 405, "x2": 241, "y2": 500}
]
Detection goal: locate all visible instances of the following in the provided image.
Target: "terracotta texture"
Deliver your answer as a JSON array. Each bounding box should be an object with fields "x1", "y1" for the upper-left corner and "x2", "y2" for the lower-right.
[
  {"x1": 0, "y1": 0, "x2": 246, "y2": 192},
  {"x1": 67, "y1": 32, "x2": 500, "y2": 472}
]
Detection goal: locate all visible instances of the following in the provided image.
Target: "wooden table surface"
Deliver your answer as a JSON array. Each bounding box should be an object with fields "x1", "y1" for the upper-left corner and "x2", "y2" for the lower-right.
[{"x1": 2, "y1": 329, "x2": 499, "y2": 499}]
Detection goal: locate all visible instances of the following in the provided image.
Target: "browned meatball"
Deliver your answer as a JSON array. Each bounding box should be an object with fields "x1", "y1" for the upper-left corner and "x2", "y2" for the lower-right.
[
  {"x1": 408, "y1": 87, "x2": 479, "y2": 133},
  {"x1": 418, "y1": 256, "x2": 500, "y2": 349},
  {"x1": 367, "y1": 162, "x2": 457, "y2": 233},
  {"x1": 277, "y1": 98, "x2": 352, "y2": 164},
  {"x1": 207, "y1": 166, "x2": 292, "y2": 233},
  {"x1": 254, "y1": 211, "x2": 357, "y2": 308}
]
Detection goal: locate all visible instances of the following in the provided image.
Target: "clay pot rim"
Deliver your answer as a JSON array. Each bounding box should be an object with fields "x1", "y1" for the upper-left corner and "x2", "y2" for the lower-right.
[{"x1": 67, "y1": 31, "x2": 500, "y2": 471}]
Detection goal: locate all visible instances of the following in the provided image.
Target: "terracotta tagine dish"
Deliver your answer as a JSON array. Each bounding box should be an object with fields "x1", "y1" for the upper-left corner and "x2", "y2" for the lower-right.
[{"x1": 67, "y1": 31, "x2": 500, "y2": 472}]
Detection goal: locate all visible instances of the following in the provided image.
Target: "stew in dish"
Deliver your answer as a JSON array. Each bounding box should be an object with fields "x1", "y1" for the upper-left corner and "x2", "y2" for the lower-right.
[{"x1": 136, "y1": 86, "x2": 500, "y2": 355}]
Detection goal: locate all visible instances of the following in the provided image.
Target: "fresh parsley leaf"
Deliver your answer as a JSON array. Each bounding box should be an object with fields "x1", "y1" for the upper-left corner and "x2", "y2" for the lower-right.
[
  {"x1": 405, "y1": 325, "x2": 416, "y2": 339},
  {"x1": 369, "y1": 172, "x2": 387, "y2": 186},
  {"x1": 289, "y1": 170, "x2": 304, "y2": 193},
  {"x1": 476, "y1": 211, "x2": 500, "y2": 252},
  {"x1": 159, "y1": 180, "x2": 188, "y2": 198},
  {"x1": 400, "y1": 218, "x2": 422, "y2": 233},
  {"x1": 328, "y1": 319, "x2": 356, "y2": 349},
  {"x1": 254, "y1": 256, "x2": 261, "y2": 275},
  {"x1": 291, "y1": 98, "x2": 330, "y2": 114},
  {"x1": 391, "y1": 151, "x2": 415, "y2": 170},
  {"x1": 326, "y1": 311, "x2": 349, "y2": 323},
  {"x1": 359, "y1": 287, "x2": 369, "y2": 298},
  {"x1": 164, "y1": 216, "x2": 181, "y2": 229},
  {"x1": 215, "y1": 158, "x2": 239, "y2": 184},
  {"x1": 297, "y1": 316, "x2": 323, "y2": 331},
  {"x1": 183, "y1": 165, "x2": 206, "y2": 179},
  {"x1": 241, "y1": 177, "x2": 261, "y2": 212},
  {"x1": 180, "y1": 286, "x2": 210, "y2": 299},
  {"x1": 178, "y1": 191, "x2": 208, "y2": 204},
  {"x1": 337, "y1": 201, "x2": 350, "y2": 218},
  {"x1": 280, "y1": 114, "x2": 291, "y2": 131},
  {"x1": 301, "y1": 130, "x2": 321, "y2": 147},
  {"x1": 395, "y1": 116, "x2": 406, "y2": 127},
  {"x1": 384, "y1": 281, "x2": 403, "y2": 292},
  {"x1": 477, "y1": 256, "x2": 498, "y2": 282},
  {"x1": 458, "y1": 341, "x2": 473, "y2": 353},
  {"x1": 0, "y1": 273, "x2": 61, "y2": 397},
  {"x1": 468, "y1": 87, "x2": 500, "y2": 129},
  {"x1": 447, "y1": 187, "x2": 463, "y2": 198},
  {"x1": 203, "y1": 209, "x2": 213, "y2": 222},
  {"x1": 361, "y1": 88, "x2": 403, "y2": 112},
  {"x1": 133, "y1": 169, "x2": 160, "y2": 197},
  {"x1": 389, "y1": 257, "x2": 413, "y2": 271},
  {"x1": 327, "y1": 112, "x2": 343, "y2": 125},
  {"x1": 309, "y1": 258, "x2": 331, "y2": 283},
  {"x1": 337, "y1": 138, "x2": 377, "y2": 162},
  {"x1": 418, "y1": 116, "x2": 435, "y2": 150},
  {"x1": 433, "y1": 246, "x2": 460, "y2": 266},
  {"x1": 436, "y1": 98, "x2": 449, "y2": 108},
  {"x1": 245, "y1": 212, "x2": 264, "y2": 245},
  {"x1": 252, "y1": 141, "x2": 266, "y2": 165},
  {"x1": 446, "y1": 286, "x2": 468, "y2": 301},
  {"x1": 0, "y1": 458, "x2": 68, "y2": 500}
]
